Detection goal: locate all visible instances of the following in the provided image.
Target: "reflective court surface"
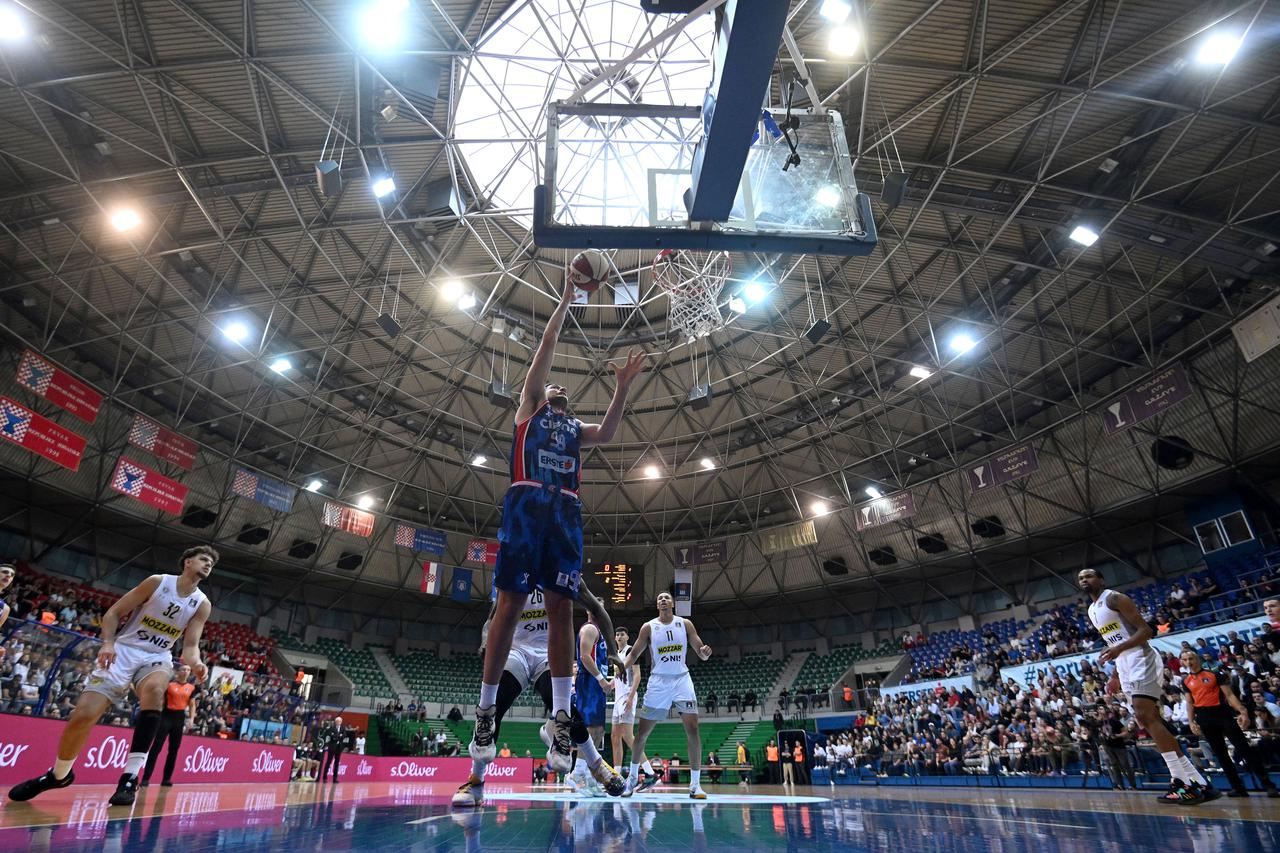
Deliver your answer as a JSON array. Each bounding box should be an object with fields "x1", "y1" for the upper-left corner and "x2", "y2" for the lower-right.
[{"x1": 2, "y1": 782, "x2": 1278, "y2": 852}]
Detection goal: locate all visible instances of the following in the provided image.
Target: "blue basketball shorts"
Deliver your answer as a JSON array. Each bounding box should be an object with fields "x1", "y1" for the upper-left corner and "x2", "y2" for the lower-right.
[
  {"x1": 574, "y1": 675, "x2": 607, "y2": 728},
  {"x1": 494, "y1": 484, "x2": 583, "y2": 599}
]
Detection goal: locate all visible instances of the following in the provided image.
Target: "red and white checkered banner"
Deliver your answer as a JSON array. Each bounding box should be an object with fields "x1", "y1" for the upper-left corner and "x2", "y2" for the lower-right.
[
  {"x1": 0, "y1": 396, "x2": 87, "y2": 471},
  {"x1": 127, "y1": 413, "x2": 198, "y2": 470},
  {"x1": 110, "y1": 456, "x2": 187, "y2": 514},
  {"x1": 15, "y1": 349, "x2": 102, "y2": 424}
]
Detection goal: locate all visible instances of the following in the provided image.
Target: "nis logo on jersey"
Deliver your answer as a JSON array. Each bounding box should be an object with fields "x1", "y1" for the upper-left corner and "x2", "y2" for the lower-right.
[
  {"x1": 658, "y1": 643, "x2": 684, "y2": 663},
  {"x1": 135, "y1": 612, "x2": 181, "y2": 648}
]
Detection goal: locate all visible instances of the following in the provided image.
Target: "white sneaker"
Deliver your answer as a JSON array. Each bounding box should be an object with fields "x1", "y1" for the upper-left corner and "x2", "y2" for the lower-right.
[
  {"x1": 689, "y1": 785, "x2": 708, "y2": 800},
  {"x1": 468, "y1": 706, "x2": 497, "y2": 762},
  {"x1": 541, "y1": 710, "x2": 574, "y2": 774},
  {"x1": 451, "y1": 777, "x2": 484, "y2": 808}
]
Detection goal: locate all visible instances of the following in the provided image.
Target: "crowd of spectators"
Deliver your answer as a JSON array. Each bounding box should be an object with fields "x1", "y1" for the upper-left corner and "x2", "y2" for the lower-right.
[{"x1": 819, "y1": 620, "x2": 1280, "y2": 785}]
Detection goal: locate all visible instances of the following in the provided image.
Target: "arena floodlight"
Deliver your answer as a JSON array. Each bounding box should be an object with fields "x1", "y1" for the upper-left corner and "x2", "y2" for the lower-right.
[
  {"x1": 356, "y1": 494, "x2": 375, "y2": 510},
  {"x1": 949, "y1": 332, "x2": 977, "y2": 354},
  {"x1": 700, "y1": 457, "x2": 716, "y2": 470},
  {"x1": 471, "y1": 454, "x2": 487, "y2": 466},
  {"x1": 270, "y1": 357, "x2": 291, "y2": 374},
  {"x1": 372, "y1": 176, "x2": 396, "y2": 198},
  {"x1": 306, "y1": 479, "x2": 323, "y2": 492},
  {"x1": 441, "y1": 278, "x2": 464, "y2": 301},
  {"x1": 865, "y1": 486, "x2": 882, "y2": 499},
  {"x1": 644, "y1": 464, "x2": 661, "y2": 479},
  {"x1": 742, "y1": 280, "x2": 768, "y2": 305},
  {"x1": 828, "y1": 26, "x2": 859, "y2": 56},
  {"x1": 811, "y1": 500, "x2": 830, "y2": 516},
  {"x1": 1196, "y1": 32, "x2": 1242, "y2": 66},
  {"x1": 0, "y1": 7, "x2": 27, "y2": 41},
  {"x1": 457, "y1": 291, "x2": 477, "y2": 311},
  {"x1": 110, "y1": 207, "x2": 142, "y2": 231},
  {"x1": 358, "y1": 0, "x2": 410, "y2": 50},
  {"x1": 909, "y1": 365, "x2": 933, "y2": 380},
  {"x1": 815, "y1": 185, "x2": 842, "y2": 207},
  {"x1": 1068, "y1": 224, "x2": 1099, "y2": 247},
  {"x1": 820, "y1": 0, "x2": 853, "y2": 23},
  {"x1": 222, "y1": 321, "x2": 251, "y2": 344}
]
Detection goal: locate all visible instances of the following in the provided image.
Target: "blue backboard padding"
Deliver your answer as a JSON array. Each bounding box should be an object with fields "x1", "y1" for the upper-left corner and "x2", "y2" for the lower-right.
[{"x1": 687, "y1": 1, "x2": 791, "y2": 222}]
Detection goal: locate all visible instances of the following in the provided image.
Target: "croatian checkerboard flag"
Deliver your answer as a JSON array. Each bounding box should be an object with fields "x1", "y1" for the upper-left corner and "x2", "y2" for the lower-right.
[
  {"x1": 466, "y1": 538, "x2": 499, "y2": 565},
  {"x1": 420, "y1": 562, "x2": 443, "y2": 595}
]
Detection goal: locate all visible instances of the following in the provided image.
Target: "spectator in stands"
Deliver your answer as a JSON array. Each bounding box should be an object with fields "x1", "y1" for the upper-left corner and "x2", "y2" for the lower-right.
[
  {"x1": 705, "y1": 690, "x2": 717, "y2": 715},
  {"x1": 743, "y1": 690, "x2": 758, "y2": 713},
  {"x1": 705, "y1": 750, "x2": 722, "y2": 784},
  {"x1": 778, "y1": 688, "x2": 790, "y2": 711},
  {"x1": 412, "y1": 728, "x2": 424, "y2": 756},
  {"x1": 772, "y1": 709, "x2": 784, "y2": 731},
  {"x1": 436, "y1": 730, "x2": 447, "y2": 754},
  {"x1": 727, "y1": 691, "x2": 740, "y2": 714},
  {"x1": 447, "y1": 705, "x2": 463, "y2": 722}
]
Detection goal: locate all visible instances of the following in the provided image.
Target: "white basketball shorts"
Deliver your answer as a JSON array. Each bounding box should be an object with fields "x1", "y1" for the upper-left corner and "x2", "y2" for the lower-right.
[
  {"x1": 638, "y1": 672, "x2": 698, "y2": 721},
  {"x1": 82, "y1": 643, "x2": 173, "y2": 704}
]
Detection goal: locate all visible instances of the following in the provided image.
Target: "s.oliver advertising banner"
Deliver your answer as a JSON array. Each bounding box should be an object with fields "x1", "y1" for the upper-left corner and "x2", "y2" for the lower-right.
[
  {"x1": 879, "y1": 674, "x2": 974, "y2": 704},
  {"x1": 999, "y1": 615, "x2": 1270, "y2": 687},
  {"x1": 15, "y1": 349, "x2": 103, "y2": 424},
  {"x1": 0, "y1": 716, "x2": 293, "y2": 785},
  {"x1": 325, "y1": 755, "x2": 532, "y2": 784}
]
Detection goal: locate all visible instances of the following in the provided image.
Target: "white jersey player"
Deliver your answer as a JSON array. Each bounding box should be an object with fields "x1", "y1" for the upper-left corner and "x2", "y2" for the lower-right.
[
  {"x1": 622, "y1": 591, "x2": 712, "y2": 799},
  {"x1": 8, "y1": 546, "x2": 215, "y2": 808},
  {"x1": 609, "y1": 627, "x2": 656, "y2": 786},
  {"x1": 1079, "y1": 567, "x2": 1216, "y2": 805}
]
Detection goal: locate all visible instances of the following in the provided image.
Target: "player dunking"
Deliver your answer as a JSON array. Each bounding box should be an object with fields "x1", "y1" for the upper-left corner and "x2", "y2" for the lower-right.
[
  {"x1": 452, "y1": 580, "x2": 625, "y2": 806},
  {"x1": 467, "y1": 275, "x2": 646, "y2": 775},
  {"x1": 1078, "y1": 568, "x2": 1218, "y2": 805},
  {"x1": 8, "y1": 546, "x2": 215, "y2": 806},
  {"x1": 623, "y1": 591, "x2": 712, "y2": 799}
]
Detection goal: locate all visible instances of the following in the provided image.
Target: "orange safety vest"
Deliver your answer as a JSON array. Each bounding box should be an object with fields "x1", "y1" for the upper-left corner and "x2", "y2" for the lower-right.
[{"x1": 766, "y1": 745, "x2": 779, "y2": 762}]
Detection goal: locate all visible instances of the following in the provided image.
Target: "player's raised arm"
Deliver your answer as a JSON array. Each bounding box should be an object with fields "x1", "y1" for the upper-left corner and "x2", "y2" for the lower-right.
[
  {"x1": 519, "y1": 278, "x2": 576, "y2": 419},
  {"x1": 581, "y1": 349, "x2": 648, "y2": 447},
  {"x1": 684, "y1": 619, "x2": 712, "y2": 661},
  {"x1": 182, "y1": 598, "x2": 212, "y2": 682},
  {"x1": 625, "y1": 622, "x2": 651, "y2": 668},
  {"x1": 577, "y1": 578, "x2": 621, "y2": 665}
]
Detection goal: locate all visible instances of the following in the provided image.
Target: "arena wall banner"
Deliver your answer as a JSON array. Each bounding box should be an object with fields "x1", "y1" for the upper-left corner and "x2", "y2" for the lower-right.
[
  {"x1": 879, "y1": 674, "x2": 974, "y2": 703},
  {"x1": 324, "y1": 755, "x2": 533, "y2": 784},
  {"x1": 998, "y1": 615, "x2": 1271, "y2": 687},
  {"x1": 0, "y1": 716, "x2": 294, "y2": 785}
]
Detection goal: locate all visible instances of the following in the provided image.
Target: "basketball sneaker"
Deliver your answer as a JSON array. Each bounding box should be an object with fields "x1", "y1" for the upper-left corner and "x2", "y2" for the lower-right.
[
  {"x1": 108, "y1": 773, "x2": 140, "y2": 807},
  {"x1": 689, "y1": 786, "x2": 708, "y2": 800},
  {"x1": 1158, "y1": 779, "x2": 1204, "y2": 805},
  {"x1": 451, "y1": 776, "x2": 485, "y2": 808},
  {"x1": 588, "y1": 759, "x2": 625, "y2": 797},
  {"x1": 469, "y1": 705, "x2": 497, "y2": 762},
  {"x1": 635, "y1": 771, "x2": 660, "y2": 794},
  {"x1": 541, "y1": 710, "x2": 574, "y2": 774},
  {"x1": 7, "y1": 768, "x2": 75, "y2": 802},
  {"x1": 1198, "y1": 782, "x2": 1221, "y2": 802}
]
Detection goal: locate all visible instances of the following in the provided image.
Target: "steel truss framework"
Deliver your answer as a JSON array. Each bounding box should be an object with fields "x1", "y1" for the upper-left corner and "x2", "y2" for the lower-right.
[{"x1": 0, "y1": 0, "x2": 1278, "y2": 633}]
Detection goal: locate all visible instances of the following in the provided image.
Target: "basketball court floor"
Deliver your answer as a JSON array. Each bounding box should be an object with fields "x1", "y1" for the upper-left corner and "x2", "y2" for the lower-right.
[{"x1": 2, "y1": 781, "x2": 1278, "y2": 851}]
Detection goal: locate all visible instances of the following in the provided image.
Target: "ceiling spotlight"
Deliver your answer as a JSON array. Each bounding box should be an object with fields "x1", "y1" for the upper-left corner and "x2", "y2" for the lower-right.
[
  {"x1": 379, "y1": 104, "x2": 398, "y2": 122},
  {"x1": 828, "y1": 26, "x2": 860, "y2": 57},
  {"x1": 306, "y1": 479, "x2": 323, "y2": 492},
  {"x1": 820, "y1": 0, "x2": 853, "y2": 23},
  {"x1": 742, "y1": 280, "x2": 768, "y2": 304},
  {"x1": 949, "y1": 332, "x2": 977, "y2": 354},
  {"x1": 644, "y1": 464, "x2": 661, "y2": 479},
  {"x1": 270, "y1": 357, "x2": 291, "y2": 374},
  {"x1": 1196, "y1": 32, "x2": 1242, "y2": 66},
  {"x1": 457, "y1": 291, "x2": 477, "y2": 311},
  {"x1": 471, "y1": 454, "x2": 487, "y2": 466},
  {"x1": 812, "y1": 500, "x2": 830, "y2": 516},
  {"x1": 815, "y1": 185, "x2": 842, "y2": 207},
  {"x1": 865, "y1": 486, "x2": 882, "y2": 499},
  {"x1": 699, "y1": 457, "x2": 716, "y2": 470},
  {"x1": 441, "y1": 279, "x2": 464, "y2": 301},
  {"x1": 909, "y1": 365, "x2": 933, "y2": 380},
  {"x1": 109, "y1": 207, "x2": 142, "y2": 231},
  {"x1": 358, "y1": 0, "x2": 410, "y2": 50},
  {"x1": 356, "y1": 495, "x2": 375, "y2": 510},
  {"x1": 371, "y1": 176, "x2": 396, "y2": 198},
  {"x1": 0, "y1": 7, "x2": 27, "y2": 41},
  {"x1": 1068, "y1": 224, "x2": 1099, "y2": 247},
  {"x1": 223, "y1": 322, "x2": 251, "y2": 344},
  {"x1": 727, "y1": 295, "x2": 747, "y2": 315}
]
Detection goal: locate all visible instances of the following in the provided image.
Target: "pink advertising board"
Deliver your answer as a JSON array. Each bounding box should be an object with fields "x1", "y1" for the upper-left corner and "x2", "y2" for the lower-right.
[
  {"x1": 0, "y1": 717, "x2": 294, "y2": 785},
  {"x1": 324, "y1": 754, "x2": 533, "y2": 784}
]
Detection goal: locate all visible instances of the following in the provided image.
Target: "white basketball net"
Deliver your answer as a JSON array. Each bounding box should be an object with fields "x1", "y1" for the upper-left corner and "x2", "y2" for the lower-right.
[{"x1": 652, "y1": 249, "x2": 732, "y2": 342}]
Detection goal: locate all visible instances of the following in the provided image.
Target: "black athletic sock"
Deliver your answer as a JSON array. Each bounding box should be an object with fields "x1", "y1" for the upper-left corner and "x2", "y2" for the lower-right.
[{"x1": 131, "y1": 710, "x2": 163, "y2": 756}]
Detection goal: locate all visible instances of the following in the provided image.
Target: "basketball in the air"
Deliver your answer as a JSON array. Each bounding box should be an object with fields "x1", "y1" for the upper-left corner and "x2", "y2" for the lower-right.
[{"x1": 568, "y1": 249, "x2": 609, "y2": 293}]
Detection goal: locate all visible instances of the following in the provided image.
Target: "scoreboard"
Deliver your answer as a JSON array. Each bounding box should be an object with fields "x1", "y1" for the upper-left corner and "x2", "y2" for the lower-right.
[{"x1": 590, "y1": 562, "x2": 645, "y2": 610}]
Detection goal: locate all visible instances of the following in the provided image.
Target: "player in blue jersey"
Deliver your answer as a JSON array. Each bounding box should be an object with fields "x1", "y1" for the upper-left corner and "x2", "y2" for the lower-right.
[
  {"x1": 571, "y1": 610, "x2": 612, "y2": 789},
  {"x1": 468, "y1": 276, "x2": 646, "y2": 775}
]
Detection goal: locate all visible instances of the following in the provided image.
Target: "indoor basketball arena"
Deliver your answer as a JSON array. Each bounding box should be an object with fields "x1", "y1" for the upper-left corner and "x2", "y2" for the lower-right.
[{"x1": 1, "y1": 0, "x2": 1279, "y2": 850}]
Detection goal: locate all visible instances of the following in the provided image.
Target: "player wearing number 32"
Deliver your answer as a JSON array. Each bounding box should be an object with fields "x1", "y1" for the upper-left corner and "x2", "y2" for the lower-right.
[
  {"x1": 8, "y1": 545, "x2": 215, "y2": 808},
  {"x1": 623, "y1": 591, "x2": 713, "y2": 799},
  {"x1": 468, "y1": 275, "x2": 647, "y2": 778}
]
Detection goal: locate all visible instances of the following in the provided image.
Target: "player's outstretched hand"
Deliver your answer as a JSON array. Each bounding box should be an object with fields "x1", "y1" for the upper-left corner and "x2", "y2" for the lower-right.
[
  {"x1": 96, "y1": 643, "x2": 117, "y2": 670},
  {"x1": 1104, "y1": 672, "x2": 1120, "y2": 696},
  {"x1": 561, "y1": 276, "x2": 577, "y2": 306},
  {"x1": 191, "y1": 660, "x2": 208, "y2": 682},
  {"x1": 698, "y1": 644, "x2": 712, "y2": 661},
  {"x1": 612, "y1": 349, "x2": 648, "y2": 388}
]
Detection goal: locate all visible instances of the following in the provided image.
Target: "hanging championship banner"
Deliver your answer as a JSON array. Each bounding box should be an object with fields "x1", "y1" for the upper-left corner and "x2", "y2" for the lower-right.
[
  {"x1": 394, "y1": 523, "x2": 447, "y2": 556},
  {"x1": 760, "y1": 520, "x2": 818, "y2": 555},
  {"x1": 854, "y1": 492, "x2": 917, "y2": 532},
  {"x1": 674, "y1": 540, "x2": 727, "y2": 566},
  {"x1": 967, "y1": 443, "x2": 1039, "y2": 494},
  {"x1": 321, "y1": 501, "x2": 375, "y2": 537},
  {"x1": 15, "y1": 350, "x2": 102, "y2": 424},
  {"x1": 127, "y1": 414, "x2": 198, "y2": 470},
  {"x1": 0, "y1": 396, "x2": 87, "y2": 471},
  {"x1": 674, "y1": 568, "x2": 694, "y2": 616},
  {"x1": 466, "y1": 538, "x2": 500, "y2": 565},
  {"x1": 1101, "y1": 363, "x2": 1192, "y2": 435},
  {"x1": 110, "y1": 457, "x2": 187, "y2": 514},
  {"x1": 231, "y1": 468, "x2": 296, "y2": 513}
]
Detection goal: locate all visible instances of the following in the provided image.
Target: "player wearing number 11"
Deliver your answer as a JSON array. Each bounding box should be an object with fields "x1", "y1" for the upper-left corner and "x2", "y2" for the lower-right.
[
  {"x1": 467, "y1": 275, "x2": 648, "y2": 777},
  {"x1": 623, "y1": 591, "x2": 713, "y2": 799}
]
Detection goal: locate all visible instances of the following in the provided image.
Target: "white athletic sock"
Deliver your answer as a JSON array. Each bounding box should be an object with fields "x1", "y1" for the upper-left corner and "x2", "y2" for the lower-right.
[
  {"x1": 580, "y1": 738, "x2": 601, "y2": 766},
  {"x1": 478, "y1": 682, "x2": 499, "y2": 709},
  {"x1": 1179, "y1": 754, "x2": 1208, "y2": 786},
  {"x1": 471, "y1": 758, "x2": 488, "y2": 780},
  {"x1": 630, "y1": 762, "x2": 641, "y2": 782},
  {"x1": 573, "y1": 758, "x2": 588, "y2": 778},
  {"x1": 690, "y1": 769, "x2": 701, "y2": 788},
  {"x1": 551, "y1": 677, "x2": 572, "y2": 716},
  {"x1": 124, "y1": 752, "x2": 146, "y2": 777},
  {"x1": 642, "y1": 759, "x2": 655, "y2": 775},
  {"x1": 1160, "y1": 751, "x2": 1183, "y2": 781},
  {"x1": 53, "y1": 758, "x2": 75, "y2": 780}
]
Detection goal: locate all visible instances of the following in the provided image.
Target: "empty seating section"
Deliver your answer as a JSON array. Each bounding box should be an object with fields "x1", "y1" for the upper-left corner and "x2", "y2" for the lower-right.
[
  {"x1": 792, "y1": 640, "x2": 899, "y2": 691},
  {"x1": 392, "y1": 649, "x2": 484, "y2": 704},
  {"x1": 688, "y1": 652, "x2": 786, "y2": 707},
  {"x1": 201, "y1": 620, "x2": 280, "y2": 677},
  {"x1": 272, "y1": 631, "x2": 395, "y2": 699}
]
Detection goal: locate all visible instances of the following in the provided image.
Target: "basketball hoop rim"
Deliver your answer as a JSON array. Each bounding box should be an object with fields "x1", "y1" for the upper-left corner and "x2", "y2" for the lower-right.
[{"x1": 651, "y1": 248, "x2": 732, "y2": 299}]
